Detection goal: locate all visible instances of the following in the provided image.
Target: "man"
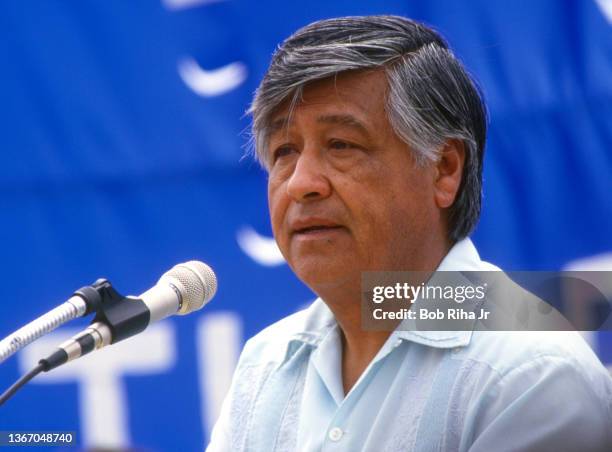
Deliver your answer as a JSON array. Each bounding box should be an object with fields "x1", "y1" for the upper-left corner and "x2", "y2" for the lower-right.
[{"x1": 208, "y1": 16, "x2": 612, "y2": 451}]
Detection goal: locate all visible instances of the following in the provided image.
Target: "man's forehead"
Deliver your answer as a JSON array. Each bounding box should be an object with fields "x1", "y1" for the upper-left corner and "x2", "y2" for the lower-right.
[
  {"x1": 263, "y1": 70, "x2": 389, "y2": 137},
  {"x1": 265, "y1": 113, "x2": 371, "y2": 137}
]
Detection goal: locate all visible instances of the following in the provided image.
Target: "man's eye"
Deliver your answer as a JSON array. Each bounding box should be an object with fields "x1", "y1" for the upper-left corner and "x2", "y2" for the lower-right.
[
  {"x1": 272, "y1": 145, "x2": 296, "y2": 162},
  {"x1": 329, "y1": 140, "x2": 353, "y2": 150}
]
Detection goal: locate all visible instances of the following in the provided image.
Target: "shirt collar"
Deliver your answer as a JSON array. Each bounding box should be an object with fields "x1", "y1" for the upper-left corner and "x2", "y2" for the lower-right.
[
  {"x1": 394, "y1": 238, "x2": 486, "y2": 348},
  {"x1": 284, "y1": 238, "x2": 486, "y2": 360}
]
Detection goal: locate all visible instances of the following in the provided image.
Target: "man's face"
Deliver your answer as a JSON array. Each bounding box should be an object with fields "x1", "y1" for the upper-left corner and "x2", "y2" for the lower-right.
[{"x1": 266, "y1": 70, "x2": 442, "y2": 292}]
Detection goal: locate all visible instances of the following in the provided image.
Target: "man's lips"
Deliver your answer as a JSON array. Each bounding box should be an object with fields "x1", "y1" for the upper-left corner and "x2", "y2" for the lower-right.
[
  {"x1": 295, "y1": 225, "x2": 344, "y2": 234},
  {"x1": 290, "y1": 218, "x2": 346, "y2": 236}
]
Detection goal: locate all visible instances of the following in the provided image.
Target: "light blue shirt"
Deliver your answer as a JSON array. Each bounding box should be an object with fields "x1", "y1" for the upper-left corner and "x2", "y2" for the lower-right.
[{"x1": 207, "y1": 239, "x2": 612, "y2": 451}]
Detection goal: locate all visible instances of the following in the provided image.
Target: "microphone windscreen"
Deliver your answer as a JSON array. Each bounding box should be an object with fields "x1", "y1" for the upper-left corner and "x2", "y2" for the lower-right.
[{"x1": 161, "y1": 261, "x2": 217, "y2": 314}]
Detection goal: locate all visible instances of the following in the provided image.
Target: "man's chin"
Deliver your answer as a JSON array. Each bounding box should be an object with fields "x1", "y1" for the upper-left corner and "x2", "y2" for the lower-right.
[{"x1": 291, "y1": 260, "x2": 359, "y2": 292}]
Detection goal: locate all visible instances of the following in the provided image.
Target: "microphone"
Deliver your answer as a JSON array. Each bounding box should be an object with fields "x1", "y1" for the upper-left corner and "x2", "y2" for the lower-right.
[{"x1": 40, "y1": 261, "x2": 217, "y2": 371}]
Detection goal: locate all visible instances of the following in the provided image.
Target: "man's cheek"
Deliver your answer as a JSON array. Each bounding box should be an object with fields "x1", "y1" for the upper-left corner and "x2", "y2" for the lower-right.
[{"x1": 270, "y1": 217, "x2": 284, "y2": 242}]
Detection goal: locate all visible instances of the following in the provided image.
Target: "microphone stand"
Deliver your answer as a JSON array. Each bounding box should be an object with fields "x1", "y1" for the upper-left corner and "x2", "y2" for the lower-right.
[
  {"x1": 0, "y1": 282, "x2": 105, "y2": 364},
  {"x1": 0, "y1": 278, "x2": 150, "y2": 406}
]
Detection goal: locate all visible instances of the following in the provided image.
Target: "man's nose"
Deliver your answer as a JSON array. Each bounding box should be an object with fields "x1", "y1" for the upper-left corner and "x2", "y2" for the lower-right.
[{"x1": 286, "y1": 149, "x2": 331, "y2": 202}]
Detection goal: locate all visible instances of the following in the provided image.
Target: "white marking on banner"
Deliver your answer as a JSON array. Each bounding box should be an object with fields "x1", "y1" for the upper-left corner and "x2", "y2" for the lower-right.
[
  {"x1": 18, "y1": 323, "x2": 175, "y2": 449},
  {"x1": 596, "y1": 0, "x2": 612, "y2": 23},
  {"x1": 197, "y1": 312, "x2": 242, "y2": 435},
  {"x1": 179, "y1": 57, "x2": 247, "y2": 97},
  {"x1": 237, "y1": 226, "x2": 285, "y2": 266},
  {"x1": 162, "y1": 0, "x2": 225, "y2": 10}
]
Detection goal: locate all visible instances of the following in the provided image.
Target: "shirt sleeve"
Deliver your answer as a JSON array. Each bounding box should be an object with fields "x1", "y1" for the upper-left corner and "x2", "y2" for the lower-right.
[
  {"x1": 465, "y1": 354, "x2": 612, "y2": 452},
  {"x1": 204, "y1": 335, "x2": 273, "y2": 452},
  {"x1": 205, "y1": 384, "x2": 233, "y2": 452},
  {"x1": 205, "y1": 339, "x2": 253, "y2": 452}
]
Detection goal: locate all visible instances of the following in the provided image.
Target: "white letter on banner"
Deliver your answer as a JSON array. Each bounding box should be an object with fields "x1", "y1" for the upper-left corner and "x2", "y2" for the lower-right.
[
  {"x1": 18, "y1": 323, "x2": 176, "y2": 449},
  {"x1": 595, "y1": 0, "x2": 612, "y2": 24},
  {"x1": 197, "y1": 312, "x2": 242, "y2": 436}
]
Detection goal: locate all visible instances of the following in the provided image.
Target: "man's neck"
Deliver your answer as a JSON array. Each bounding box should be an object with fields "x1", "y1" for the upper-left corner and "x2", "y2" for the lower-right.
[{"x1": 316, "y1": 239, "x2": 452, "y2": 394}]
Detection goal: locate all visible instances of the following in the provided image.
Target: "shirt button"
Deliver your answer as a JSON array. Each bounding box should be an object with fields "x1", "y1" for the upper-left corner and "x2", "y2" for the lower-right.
[{"x1": 328, "y1": 427, "x2": 343, "y2": 442}]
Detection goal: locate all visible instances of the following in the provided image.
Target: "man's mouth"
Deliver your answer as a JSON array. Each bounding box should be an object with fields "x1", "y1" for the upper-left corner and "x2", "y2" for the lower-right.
[
  {"x1": 290, "y1": 218, "x2": 346, "y2": 238},
  {"x1": 295, "y1": 225, "x2": 344, "y2": 235}
]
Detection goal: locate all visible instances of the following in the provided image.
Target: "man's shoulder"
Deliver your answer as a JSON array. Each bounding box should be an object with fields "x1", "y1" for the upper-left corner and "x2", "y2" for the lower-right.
[
  {"x1": 465, "y1": 329, "x2": 611, "y2": 386},
  {"x1": 238, "y1": 298, "x2": 334, "y2": 367}
]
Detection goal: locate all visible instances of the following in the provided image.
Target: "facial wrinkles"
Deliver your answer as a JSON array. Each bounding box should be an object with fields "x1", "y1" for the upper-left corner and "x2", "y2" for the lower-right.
[
  {"x1": 267, "y1": 71, "x2": 435, "y2": 282},
  {"x1": 271, "y1": 118, "x2": 390, "y2": 245}
]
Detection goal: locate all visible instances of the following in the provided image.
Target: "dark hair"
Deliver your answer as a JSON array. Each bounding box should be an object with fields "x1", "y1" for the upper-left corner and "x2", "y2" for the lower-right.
[{"x1": 249, "y1": 15, "x2": 487, "y2": 241}]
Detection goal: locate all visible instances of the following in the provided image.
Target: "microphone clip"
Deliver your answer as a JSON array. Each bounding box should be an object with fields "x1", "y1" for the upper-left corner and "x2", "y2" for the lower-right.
[{"x1": 76, "y1": 279, "x2": 150, "y2": 345}]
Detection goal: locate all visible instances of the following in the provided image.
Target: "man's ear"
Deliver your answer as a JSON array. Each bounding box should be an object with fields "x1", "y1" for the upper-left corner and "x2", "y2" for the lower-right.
[{"x1": 433, "y1": 139, "x2": 465, "y2": 209}]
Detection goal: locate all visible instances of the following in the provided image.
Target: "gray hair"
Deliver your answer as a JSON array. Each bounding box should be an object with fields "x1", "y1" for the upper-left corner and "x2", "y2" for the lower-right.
[{"x1": 249, "y1": 15, "x2": 487, "y2": 242}]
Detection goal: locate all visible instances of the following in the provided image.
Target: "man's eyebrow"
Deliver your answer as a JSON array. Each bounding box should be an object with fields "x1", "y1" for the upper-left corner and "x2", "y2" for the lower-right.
[
  {"x1": 316, "y1": 114, "x2": 370, "y2": 137},
  {"x1": 264, "y1": 118, "x2": 289, "y2": 138},
  {"x1": 264, "y1": 114, "x2": 371, "y2": 139}
]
